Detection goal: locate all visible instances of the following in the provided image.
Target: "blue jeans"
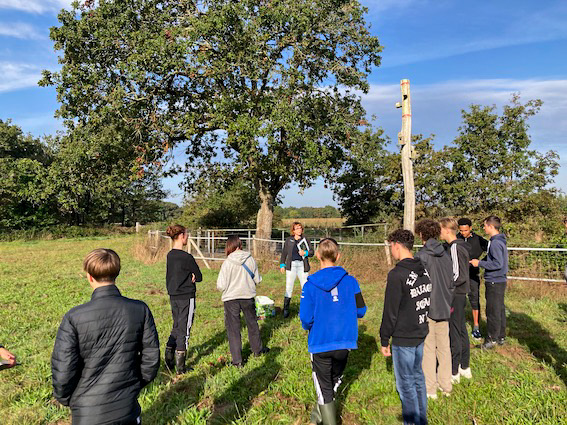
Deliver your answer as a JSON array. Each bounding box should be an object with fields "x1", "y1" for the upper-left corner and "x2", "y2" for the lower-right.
[{"x1": 392, "y1": 343, "x2": 428, "y2": 425}]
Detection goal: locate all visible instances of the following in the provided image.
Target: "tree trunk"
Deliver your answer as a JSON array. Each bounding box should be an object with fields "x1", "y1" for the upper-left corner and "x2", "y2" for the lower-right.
[{"x1": 255, "y1": 189, "x2": 274, "y2": 254}]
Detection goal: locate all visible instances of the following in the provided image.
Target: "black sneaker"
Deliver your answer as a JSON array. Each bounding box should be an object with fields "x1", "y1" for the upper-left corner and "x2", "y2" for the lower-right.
[
  {"x1": 481, "y1": 340, "x2": 497, "y2": 350},
  {"x1": 254, "y1": 347, "x2": 270, "y2": 357},
  {"x1": 231, "y1": 362, "x2": 243, "y2": 368},
  {"x1": 497, "y1": 338, "x2": 506, "y2": 346}
]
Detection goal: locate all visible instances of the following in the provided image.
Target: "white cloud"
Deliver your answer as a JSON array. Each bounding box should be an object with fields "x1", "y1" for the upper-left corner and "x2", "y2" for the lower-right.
[
  {"x1": 0, "y1": 0, "x2": 72, "y2": 14},
  {"x1": 0, "y1": 22, "x2": 43, "y2": 39},
  {"x1": 359, "y1": 78, "x2": 567, "y2": 190},
  {"x1": 0, "y1": 62, "x2": 42, "y2": 92},
  {"x1": 362, "y1": 78, "x2": 567, "y2": 134}
]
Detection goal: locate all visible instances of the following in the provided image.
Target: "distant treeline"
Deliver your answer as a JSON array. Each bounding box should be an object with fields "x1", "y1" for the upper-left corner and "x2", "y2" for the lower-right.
[
  {"x1": 0, "y1": 119, "x2": 180, "y2": 232},
  {"x1": 274, "y1": 206, "x2": 341, "y2": 219}
]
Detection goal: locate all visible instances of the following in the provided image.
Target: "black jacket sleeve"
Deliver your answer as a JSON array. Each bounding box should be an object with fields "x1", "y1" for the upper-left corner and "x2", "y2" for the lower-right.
[
  {"x1": 140, "y1": 305, "x2": 160, "y2": 388},
  {"x1": 305, "y1": 237, "x2": 315, "y2": 258},
  {"x1": 380, "y1": 270, "x2": 403, "y2": 347},
  {"x1": 279, "y1": 238, "x2": 289, "y2": 266},
  {"x1": 52, "y1": 313, "x2": 82, "y2": 406},
  {"x1": 188, "y1": 254, "x2": 203, "y2": 282},
  {"x1": 454, "y1": 245, "x2": 470, "y2": 287}
]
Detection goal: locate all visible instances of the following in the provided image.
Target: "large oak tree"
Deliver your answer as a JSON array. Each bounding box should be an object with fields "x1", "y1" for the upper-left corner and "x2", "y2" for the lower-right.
[{"x1": 40, "y1": 0, "x2": 382, "y2": 237}]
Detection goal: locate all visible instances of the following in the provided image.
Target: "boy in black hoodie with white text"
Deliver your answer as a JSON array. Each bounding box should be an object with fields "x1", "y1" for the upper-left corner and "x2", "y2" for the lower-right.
[{"x1": 381, "y1": 229, "x2": 431, "y2": 425}]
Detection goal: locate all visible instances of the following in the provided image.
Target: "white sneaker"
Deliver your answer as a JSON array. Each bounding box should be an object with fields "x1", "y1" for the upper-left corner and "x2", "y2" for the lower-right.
[
  {"x1": 427, "y1": 393, "x2": 438, "y2": 400},
  {"x1": 451, "y1": 374, "x2": 460, "y2": 384},
  {"x1": 459, "y1": 367, "x2": 472, "y2": 379}
]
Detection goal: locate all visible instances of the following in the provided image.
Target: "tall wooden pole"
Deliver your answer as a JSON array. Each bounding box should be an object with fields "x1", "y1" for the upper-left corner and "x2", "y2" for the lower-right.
[{"x1": 396, "y1": 79, "x2": 415, "y2": 231}]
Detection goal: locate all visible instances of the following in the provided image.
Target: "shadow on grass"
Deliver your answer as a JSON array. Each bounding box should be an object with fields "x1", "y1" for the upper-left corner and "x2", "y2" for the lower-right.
[
  {"x1": 142, "y1": 370, "x2": 210, "y2": 425},
  {"x1": 144, "y1": 308, "x2": 290, "y2": 424},
  {"x1": 189, "y1": 328, "x2": 232, "y2": 366},
  {"x1": 337, "y1": 325, "x2": 379, "y2": 420},
  {"x1": 205, "y1": 310, "x2": 291, "y2": 423},
  {"x1": 507, "y1": 309, "x2": 567, "y2": 386},
  {"x1": 208, "y1": 347, "x2": 283, "y2": 424}
]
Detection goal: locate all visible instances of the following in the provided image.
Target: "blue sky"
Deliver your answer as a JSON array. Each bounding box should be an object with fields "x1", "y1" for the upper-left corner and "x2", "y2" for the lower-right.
[{"x1": 0, "y1": 0, "x2": 566, "y2": 207}]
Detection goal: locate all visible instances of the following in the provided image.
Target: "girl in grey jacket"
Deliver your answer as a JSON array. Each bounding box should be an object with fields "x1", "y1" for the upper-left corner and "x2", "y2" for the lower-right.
[{"x1": 217, "y1": 235, "x2": 268, "y2": 366}]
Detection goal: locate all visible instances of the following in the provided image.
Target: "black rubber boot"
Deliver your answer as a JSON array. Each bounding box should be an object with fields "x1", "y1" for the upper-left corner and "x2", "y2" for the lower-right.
[
  {"x1": 175, "y1": 350, "x2": 186, "y2": 375},
  {"x1": 320, "y1": 401, "x2": 337, "y2": 425},
  {"x1": 165, "y1": 346, "x2": 175, "y2": 371},
  {"x1": 283, "y1": 297, "x2": 291, "y2": 318}
]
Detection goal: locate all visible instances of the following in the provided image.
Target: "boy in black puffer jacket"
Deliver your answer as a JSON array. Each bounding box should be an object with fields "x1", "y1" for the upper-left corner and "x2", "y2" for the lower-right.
[{"x1": 52, "y1": 249, "x2": 160, "y2": 425}]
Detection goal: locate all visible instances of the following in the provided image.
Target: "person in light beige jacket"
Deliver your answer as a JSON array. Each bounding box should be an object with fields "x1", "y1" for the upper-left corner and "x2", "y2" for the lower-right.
[{"x1": 217, "y1": 235, "x2": 269, "y2": 367}]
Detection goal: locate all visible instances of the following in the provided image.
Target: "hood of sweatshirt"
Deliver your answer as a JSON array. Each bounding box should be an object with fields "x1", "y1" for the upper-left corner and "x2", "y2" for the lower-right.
[
  {"x1": 491, "y1": 233, "x2": 507, "y2": 243},
  {"x1": 396, "y1": 257, "x2": 427, "y2": 274},
  {"x1": 226, "y1": 249, "x2": 252, "y2": 265},
  {"x1": 422, "y1": 238, "x2": 446, "y2": 257},
  {"x1": 308, "y1": 266, "x2": 348, "y2": 292}
]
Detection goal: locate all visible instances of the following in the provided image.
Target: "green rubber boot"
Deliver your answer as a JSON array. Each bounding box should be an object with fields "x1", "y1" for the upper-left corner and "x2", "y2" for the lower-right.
[
  {"x1": 320, "y1": 401, "x2": 337, "y2": 425},
  {"x1": 310, "y1": 403, "x2": 322, "y2": 424}
]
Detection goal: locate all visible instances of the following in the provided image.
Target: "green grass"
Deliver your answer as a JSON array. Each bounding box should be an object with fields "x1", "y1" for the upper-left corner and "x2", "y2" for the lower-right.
[{"x1": 1, "y1": 235, "x2": 567, "y2": 424}]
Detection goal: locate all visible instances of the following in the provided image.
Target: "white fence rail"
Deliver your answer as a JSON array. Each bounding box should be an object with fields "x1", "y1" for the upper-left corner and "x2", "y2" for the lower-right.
[{"x1": 147, "y1": 230, "x2": 566, "y2": 282}]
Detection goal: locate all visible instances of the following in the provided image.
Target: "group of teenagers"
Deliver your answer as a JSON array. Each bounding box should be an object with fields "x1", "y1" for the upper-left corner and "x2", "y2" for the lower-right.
[{"x1": 1, "y1": 217, "x2": 507, "y2": 425}]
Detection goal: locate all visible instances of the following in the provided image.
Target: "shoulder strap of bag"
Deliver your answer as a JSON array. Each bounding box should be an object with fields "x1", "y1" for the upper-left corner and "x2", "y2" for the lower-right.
[{"x1": 241, "y1": 262, "x2": 255, "y2": 280}]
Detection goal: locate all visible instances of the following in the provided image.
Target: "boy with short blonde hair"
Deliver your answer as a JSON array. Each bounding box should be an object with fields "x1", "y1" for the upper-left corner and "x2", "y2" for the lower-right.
[
  {"x1": 300, "y1": 238, "x2": 367, "y2": 425},
  {"x1": 52, "y1": 248, "x2": 160, "y2": 425}
]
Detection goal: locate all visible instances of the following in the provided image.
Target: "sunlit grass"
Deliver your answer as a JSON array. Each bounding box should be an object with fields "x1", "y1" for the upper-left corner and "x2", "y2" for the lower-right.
[{"x1": 1, "y1": 235, "x2": 566, "y2": 424}]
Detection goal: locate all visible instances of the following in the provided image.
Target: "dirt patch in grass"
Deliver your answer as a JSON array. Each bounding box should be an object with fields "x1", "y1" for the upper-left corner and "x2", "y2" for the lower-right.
[{"x1": 498, "y1": 343, "x2": 534, "y2": 366}]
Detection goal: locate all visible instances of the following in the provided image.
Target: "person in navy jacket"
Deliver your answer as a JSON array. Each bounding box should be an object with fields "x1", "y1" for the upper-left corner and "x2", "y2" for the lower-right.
[
  {"x1": 470, "y1": 215, "x2": 508, "y2": 349},
  {"x1": 300, "y1": 238, "x2": 367, "y2": 425}
]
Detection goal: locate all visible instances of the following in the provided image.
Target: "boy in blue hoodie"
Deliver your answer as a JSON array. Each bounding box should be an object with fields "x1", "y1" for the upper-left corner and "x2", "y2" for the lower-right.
[
  {"x1": 470, "y1": 215, "x2": 508, "y2": 350},
  {"x1": 300, "y1": 238, "x2": 367, "y2": 425}
]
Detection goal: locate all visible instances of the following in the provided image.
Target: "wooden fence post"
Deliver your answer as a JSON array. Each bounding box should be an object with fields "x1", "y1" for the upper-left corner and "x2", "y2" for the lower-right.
[
  {"x1": 384, "y1": 240, "x2": 392, "y2": 266},
  {"x1": 396, "y1": 78, "x2": 415, "y2": 231},
  {"x1": 189, "y1": 239, "x2": 211, "y2": 270}
]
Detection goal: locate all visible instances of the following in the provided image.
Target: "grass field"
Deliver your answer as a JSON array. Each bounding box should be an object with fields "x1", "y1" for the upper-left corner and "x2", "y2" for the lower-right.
[{"x1": 1, "y1": 235, "x2": 567, "y2": 424}]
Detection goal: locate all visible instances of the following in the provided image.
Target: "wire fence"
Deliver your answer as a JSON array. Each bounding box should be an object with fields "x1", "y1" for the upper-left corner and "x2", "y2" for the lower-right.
[{"x1": 147, "y1": 230, "x2": 566, "y2": 283}]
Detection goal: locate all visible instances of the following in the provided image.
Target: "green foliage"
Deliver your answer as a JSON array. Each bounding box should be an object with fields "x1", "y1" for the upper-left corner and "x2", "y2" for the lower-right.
[
  {"x1": 274, "y1": 205, "x2": 341, "y2": 219},
  {"x1": 0, "y1": 120, "x2": 56, "y2": 229},
  {"x1": 0, "y1": 119, "x2": 175, "y2": 232},
  {"x1": 441, "y1": 94, "x2": 559, "y2": 213},
  {"x1": 44, "y1": 123, "x2": 169, "y2": 226},
  {"x1": 333, "y1": 95, "x2": 562, "y2": 230},
  {"x1": 332, "y1": 130, "x2": 429, "y2": 224},
  {"x1": 40, "y1": 0, "x2": 382, "y2": 234},
  {"x1": 179, "y1": 176, "x2": 260, "y2": 229}
]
